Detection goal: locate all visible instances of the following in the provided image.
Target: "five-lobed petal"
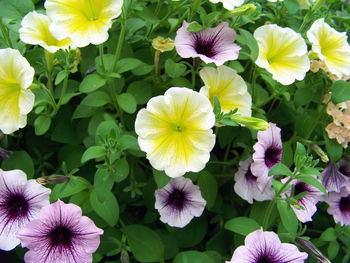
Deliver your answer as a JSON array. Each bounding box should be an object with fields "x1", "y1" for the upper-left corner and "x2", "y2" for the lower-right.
[
  {"x1": 135, "y1": 87, "x2": 216, "y2": 178},
  {"x1": 254, "y1": 24, "x2": 310, "y2": 85}
]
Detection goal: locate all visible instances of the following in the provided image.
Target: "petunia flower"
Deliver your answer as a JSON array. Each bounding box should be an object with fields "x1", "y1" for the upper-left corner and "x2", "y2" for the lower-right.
[
  {"x1": 327, "y1": 187, "x2": 350, "y2": 226},
  {"x1": 251, "y1": 123, "x2": 282, "y2": 191},
  {"x1": 307, "y1": 18, "x2": 350, "y2": 79},
  {"x1": 321, "y1": 162, "x2": 350, "y2": 193},
  {"x1": 282, "y1": 177, "x2": 323, "y2": 223},
  {"x1": 234, "y1": 158, "x2": 275, "y2": 204},
  {"x1": 19, "y1": 11, "x2": 71, "y2": 53},
  {"x1": 174, "y1": 21, "x2": 241, "y2": 66},
  {"x1": 135, "y1": 87, "x2": 216, "y2": 178},
  {"x1": 0, "y1": 48, "x2": 35, "y2": 134},
  {"x1": 154, "y1": 177, "x2": 206, "y2": 228},
  {"x1": 226, "y1": 228, "x2": 308, "y2": 263},
  {"x1": 199, "y1": 65, "x2": 251, "y2": 115},
  {"x1": 209, "y1": 0, "x2": 245, "y2": 10},
  {"x1": 17, "y1": 199, "x2": 104, "y2": 263},
  {"x1": 254, "y1": 24, "x2": 310, "y2": 85},
  {"x1": 0, "y1": 169, "x2": 50, "y2": 251},
  {"x1": 45, "y1": 0, "x2": 124, "y2": 47}
]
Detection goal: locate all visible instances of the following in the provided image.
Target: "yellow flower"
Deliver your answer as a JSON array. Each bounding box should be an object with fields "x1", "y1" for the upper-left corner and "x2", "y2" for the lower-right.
[
  {"x1": 0, "y1": 48, "x2": 35, "y2": 134},
  {"x1": 254, "y1": 24, "x2": 310, "y2": 85},
  {"x1": 199, "y1": 65, "x2": 251, "y2": 116},
  {"x1": 45, "y1": 0, "x2": 123, "y2": 47},
  {"x1": 152, "y1": 37, "x2": 174, "y2": 53},
  {"x1": 307, "y1": 18, "x2": 350, "y2": 79},
  {"x1": 19, "y1": 11, "x2": 71, "y2": 53},
  {"x1": 135, "y1": 87, "x2": 216, "y2": 178}
]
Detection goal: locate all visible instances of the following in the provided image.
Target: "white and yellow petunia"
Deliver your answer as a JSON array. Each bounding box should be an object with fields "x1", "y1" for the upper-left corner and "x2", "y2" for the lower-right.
[
  {"x1": 199, "y1": 65, "x2": 251, "y2": 116},
  {"x1": 254, "y1": 24, "x2": 310, "y2": 85},
  {"x1": 0, "y1": 49, "x2": 35, "y2": 134},
  {"x1": 135, "y1": 87, "x2": 216, "y2": 178},
  {"x1": 45, "y1": 0, "x2": 123, "y2": 47},
  {"x1": 19, "y1": 11, "x2": 71, "y2": 53},
  {"x1": 307, "y1": 18, "x2": 350, "y2": 79}
]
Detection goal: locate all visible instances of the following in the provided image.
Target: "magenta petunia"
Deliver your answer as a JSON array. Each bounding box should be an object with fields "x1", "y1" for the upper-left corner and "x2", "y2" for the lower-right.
[
  {"x1": 0, "y1": 169, "x2": 50, "y2": 251},
  {"x1": 17, "y1": 199, "x2": 103, "y2": 263},
  {"x1": 251, "y1": 122, "x2": 283, "y2": 191},
  {"x1": 154, "y1": 177, "x2": 206, "y2": 228},
  {"x1": 321, "y1": 162, "x2": 350, "y2": 193},
  {"x1": 282, "y1": 177, "x2": 323, "y2": 223},
  {"x1": 226, "y1": 228, "x2": 308, "y2": 263},
  {"x1": 234, "y1": 158, "x2": 275, "y2": 204},
  {"x1": 327, "y1": 187, "x2": 350, "y2": 226},
  {"x1": 174, "y1": 21, "x2": 241, "y2": 66}
]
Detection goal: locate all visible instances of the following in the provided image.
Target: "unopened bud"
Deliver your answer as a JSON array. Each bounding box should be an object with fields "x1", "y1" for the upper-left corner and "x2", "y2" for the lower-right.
[
  {"x1": 295, "y1": 237, "x2": 331, "y2": 263},
  {"x1": 36, "y1": 175, "x2": 70, "y2": 185},
  {"x1": 230, "y1": 115, "x2": 270, "y2": 130},
  {"x1": 310, "y1": 144, "x2": 329, "y2": 163},
  {"x1": 312, "y1": 0, "x2": 325, "y2": 13},
  {"x1": 223, "y1": 4, "x2": 256, "y2": 18},
  {"x1": 152, "y1": 36, "x2": 175, "y2": 53}
]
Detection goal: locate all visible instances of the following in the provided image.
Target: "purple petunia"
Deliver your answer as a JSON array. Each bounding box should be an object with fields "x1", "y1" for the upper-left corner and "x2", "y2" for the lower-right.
[
  {"x1": 174, "y1": 21, "x2": 241, "y2": 66},
  {"x1": 0, "y1": 169, "x2": 50, "y2": 251},
  {"x1": 226, "y1": 228, "x2": 308, "y2": 263},
  {"x1": 234, "y1": 158, "x2": 275, "y2": 204},
  {"x1": 17, "y1": 199, "x2": 103, "y2": 263},
  {"x1": 251, "y1": 122, "x2": 283, "y2": 191},
  {"x1": 327, "y1": 187, "x2": 350, "y2": 226},
  {"x1": 154, "y1": 177, "x2": 206, "y2": 228},
  {"x1": 282, "y1": 177, "x2": 323, "y2": 223},
  {"x1": 322, "y1": 162, "x2": 350, "y2": 193}
]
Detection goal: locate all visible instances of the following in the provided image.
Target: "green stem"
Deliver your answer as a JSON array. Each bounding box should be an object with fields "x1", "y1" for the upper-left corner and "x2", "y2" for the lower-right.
[
  {"x1": 188, "y1": 0, "x2": 201, "y2": 21},
  {"x1": 112, "y1": 9, "x2": 126, "y2": 73},
  {"x1": 44, "y1": 50, "x2": 54, "y2": 93},
  {"x1": 305, "y1": 103, "x2": 327, "y2": 140},
  {"x1": 0, "y1": 20, "x2": 13, "y2": 48},
  {"x1": 99, "y1": 44, "x2": 106, "y2": 71},
  {"x1": 256, "y1": 94, "x2": 275, "y2": 107},
  {"x1": 262, "y1": 176, "x2": 294, "y2": 230},
  {"x1": 250, "y1": 65, "x2": 258, "y2": 103},
  {"x1": 54, "y1": 74, "x2": 69, "y2": 115},
  {"x1": 41, "y1": 84, "x2": 57, "y2": 113}
]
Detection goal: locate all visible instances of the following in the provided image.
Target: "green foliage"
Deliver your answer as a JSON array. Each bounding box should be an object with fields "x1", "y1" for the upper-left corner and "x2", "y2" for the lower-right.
[{"x1": 224, "y1": 217, "x2": 260, "y2": 236}]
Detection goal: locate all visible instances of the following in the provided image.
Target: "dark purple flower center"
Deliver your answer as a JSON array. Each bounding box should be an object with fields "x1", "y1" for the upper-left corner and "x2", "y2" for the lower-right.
[
  {"x1": 264, "y1": 145, "x2": 282, "y2": 169},
  {"x1": 194, "y1": 36, "x2": 217, "y2": 58},
  {"x1": 257, "y1": 256, "x2": 275, "y2": 263},
  {"x1": 167, "y1": 189, "x2": 187, "y2": 211},
  {"x1": 339, "y1": 196, "x2": 350, "y2": 213},
  {"x1": 339, "y1": 162, "x2": 350, "y2": 177},
  {"x1": 294, "y1": 182, "x2": 307, "y2": 196},
  {"x1": 5, "y1": 193, "x2": 29, "y2": 219},
  {"x1": 49, "y1": 225, "x2": 73, "y2": 247}
]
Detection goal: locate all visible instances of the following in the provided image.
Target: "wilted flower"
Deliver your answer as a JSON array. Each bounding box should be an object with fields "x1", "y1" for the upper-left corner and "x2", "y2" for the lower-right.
[
  {"x1": 199, "y1": 65, "x2": 251, "y2": 115},
  {"x1": 254, "y1": 24, "x2": 310, "y2": 85},
  {"x1": 0, "y1": 48, "x2": 35, "y2": 134},
  {"x1": 19, "y1": 11, "x2": 71, "y2": 53},
  {"x1": 152, "y1": 36, "x2": 174, "y2": 53},
  {"x1": 251, "y1": 123, "x2": 282, "y2": 191},
  {"x1": 307, "y1": 18, "x2": 350, "y2": 79},
  {"x1": 0, "y1": 169, "x2": 50, "y2": 251},
  {"x1": 0, "y1": 148, "x2": 12, "y2": 159},
  {"x1": 209, "y1": 0, "x2": 244, "y2": 10},
  {"x1": 17, "y1": 199, "x2": 104, "y2": 262},
  {"x1": 282, "y1": 177, "x2": 323, "y2": 223},
  {"x1": 327, "y1": 187, "x2": 350, "y2": 225},
  {"x1": 45, "y1": 0, "x2": 123, "y2": 47},
  {"x1": 234, "y1": 158, "x2": 275, "y2": 204},
  {"x1": 154, "y1": 177, "x2": 206, "y2": 228},
  {"x1": 322, "y1": 162, "x2": 350, "y2": 193},
  {"x1": 226, "y1": 228, "x2": 308, "y2": 263},
  {"x1": 135, "y1": 87, "x2": 216, "y2": 178},
  {"x1": 175, "y1": 21, "x2": 241, "y2": 66}
]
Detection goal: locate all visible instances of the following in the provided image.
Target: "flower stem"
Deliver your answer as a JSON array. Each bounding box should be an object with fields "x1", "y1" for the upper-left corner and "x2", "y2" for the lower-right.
[
  {"x1": 54, "y1": 74, "x2": 69, "y2": 115},
  {"x1": 112, "y1": 8, "x2": 126, "y2": 73},
  {"x1": 188, "y1": 0, "x2": 201, "y2": 21},
  {"x1": 305, "y1": 103, "x2": 327, "y2": 140},
  {"x1": 99, "y1": 44, "x2": 106, "y2": 72},
  {"x1": 154, "y1": 50, "x2": 160, "y2": 76},
  {"x1": 0, "y1": 20, "x2": 13, "y2": 48},
  {"x1": 44, "y1": 50, "x2": 54, "y2": 93}
]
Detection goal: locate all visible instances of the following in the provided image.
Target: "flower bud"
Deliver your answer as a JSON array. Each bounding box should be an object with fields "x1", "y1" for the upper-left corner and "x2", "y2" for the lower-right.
[
  {"x1": 223, "y1": 4, "x2": 256, "y2": 18},
  {"x1": 152, "y1": 36, "x2": 175, "y2": 53},
  {"x1": 230, "y1": 115, "x2": 270, "y2": 130}
]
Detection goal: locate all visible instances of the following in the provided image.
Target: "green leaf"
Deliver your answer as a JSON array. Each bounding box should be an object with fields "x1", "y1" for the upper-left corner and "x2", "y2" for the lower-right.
[
  {"x1": 298, "y1": 174, "x2": 327, "y2": 196},
  {"x1": 284, "y1": 0, "x2": 299, "y2": 14},
  {"x1": 238, "y1": 29, "x2": 259, "y2": 61},
  {"x1": 90, "y1": 189, "x2": 119, "y2": 226},
  {"x1": 331, "y1": 80, "x2": 350, "y2": 104},
  {"x1": 174, "y1": 251, "x2": 215, "y2": 263},
  {"x1": 51, "y1": 176, "x2": 91, "y2": 201},
  {"x1": 272, "y1": 179, "x2": 285, "y2": 193},
  {"x1": 197, "y1": 172, "x2": 218, "y2": 209},
  {"x1": 277, "y1": 200, "x2": 298, "y2": 238},
  {"x1": 187, "y1": 22, "x2": 204, "y2": 33},
  {"x1": 116, "y1": 58, "x2": 143, "y2": 74},
  {"x1": 122, "y1": 224, "x2": 164, "y2": 262},
  {"x1": 116, "y1": 93, "x2": 137, "y2": 114},
  {"x1": 79, "y1": 74, "x2": 106, "y2": 93},
  {"x1": 0, "y1": 0, "x2": 34, "y2": 20},
  {"x1": 224, "y1": 217, "x2": 260, "y2": 236},
  {"x1": 300, "y1": 167, "x2": 322, "y2": 178},
  {"x1": 321, "y1": 227, "x2": 337, "y2": 242},
  {"x1": 328, "y1": 240, "x2": 339, "y2": 260},
  {"x1": 324, "y1": 132, "x2": 343, "y2": 162},
  {"x1": 268, "y1": 163, "x2": 293, "y2": 177},
  {"x1": 54, "y1": 70, "x2": 69, "y2": 85},
  {"x1": 94, "y1": 168, "x2": 114, "y2": 199},
  {"x1": 165, "y1": 59, "x2": 187, "y2": 78},
  {"x1": 1, "y1": 150, "x2": 34, "y2": 179},
  {"x1": 213, "y1": 95, "x2": 221, "y2": 116},
  {"x1": 96, "y1": 120, "x2": 120, "y2": 145},
  {"x1": 118, "y1": 134, "x2": 139, "y2": 151},
  {"x1": 81, "y1": 91, "x2": 111, "y2": 107},
  {"x1": 114, "y1": 158, "x2": 129, "y2": 182},
  {"x1": 81, "y1": 146, "x2": 106, "y2": 163},
  {"x1": 34, "y1": 115, "x2": 51, "y2": 135},
  {"x1": 127, "y1": 80, "x2": 152, "y2": 105},
  {"x1": 153, "y1": 169, "x2": 170, "y2": 188}
]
